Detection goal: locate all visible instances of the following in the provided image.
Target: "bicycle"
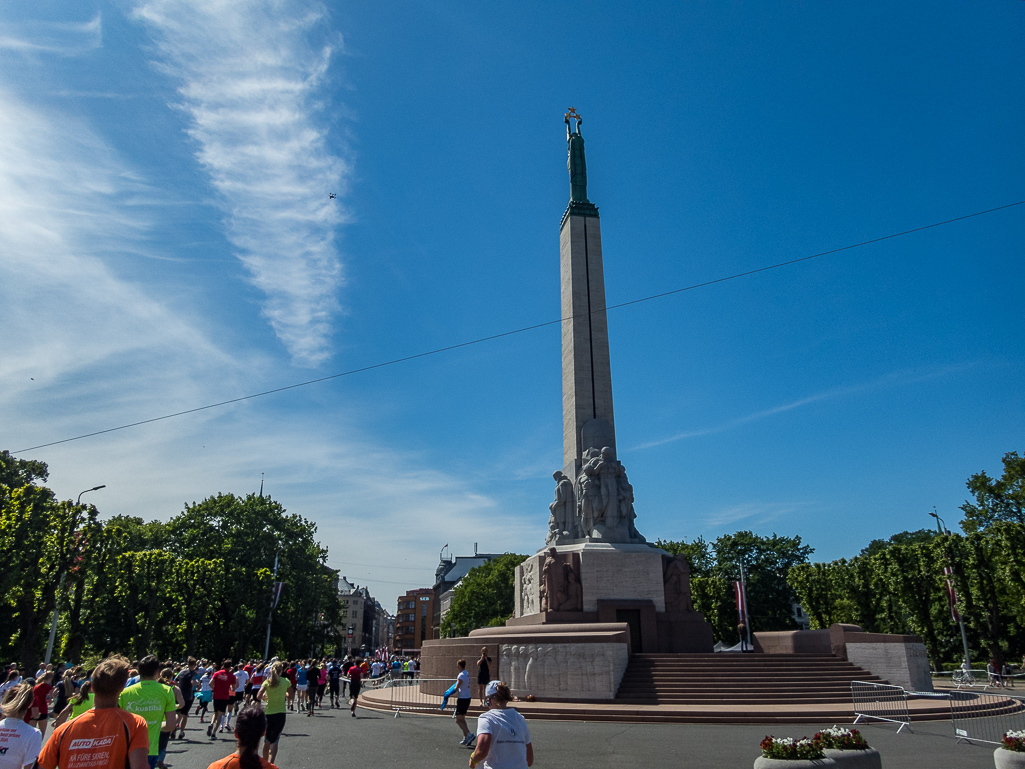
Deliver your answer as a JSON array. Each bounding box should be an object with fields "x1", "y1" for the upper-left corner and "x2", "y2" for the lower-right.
[{"x1": 952, "y1": 668, "x2": 978, "y2": 688}]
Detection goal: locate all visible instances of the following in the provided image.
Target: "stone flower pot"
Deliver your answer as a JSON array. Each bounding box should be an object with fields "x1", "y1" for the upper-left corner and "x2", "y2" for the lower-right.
[
  {"x1": 994, "y1": 748, "x2": 1025, "y2": 769},
  {"x1": 823, "y1": 747, "x2": 882, "y2": 769},
  {"x1": 754, "y1": 758, "x2": 837, "y2": 769}
]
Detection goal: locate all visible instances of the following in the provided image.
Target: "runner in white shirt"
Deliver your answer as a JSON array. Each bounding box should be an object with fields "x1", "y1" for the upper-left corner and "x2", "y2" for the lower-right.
[
  {"x1": 454, "y1": 660, "x2": 474, "y2": 746},
  {"x1": 469, "y1": 681, "x2": 533, "y2": 769},
  {"x1": 227, "y1": 667, "x2": 249, "y2": 729},
  {"x1": 0, "y1": 683, "x2": 43, "y2": 769}
]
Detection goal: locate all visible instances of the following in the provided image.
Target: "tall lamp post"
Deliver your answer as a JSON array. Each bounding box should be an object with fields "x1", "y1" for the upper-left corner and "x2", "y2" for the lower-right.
[
  {"x1": 930, "y1": 510, "x2": 972, "y2": 671},
  {"x1": 45, "y1": 485, "x2": 105, "y2": 664},
  {"x1": 263, "y1": 544, "x2": 281, "y2": 660}
]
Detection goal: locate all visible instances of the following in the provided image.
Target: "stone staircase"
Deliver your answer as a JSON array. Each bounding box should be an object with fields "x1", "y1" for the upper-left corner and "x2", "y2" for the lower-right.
[
  {"x1": 359, "y1": 653, "x2": 979, "y2": 723},
  {"x1": 615, "y1": 653, "x2": 883, "y2": 706}
]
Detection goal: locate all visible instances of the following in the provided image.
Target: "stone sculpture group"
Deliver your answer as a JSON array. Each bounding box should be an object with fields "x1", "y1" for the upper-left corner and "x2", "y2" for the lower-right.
[
  {"x1": 538, "y1": 548, "x2": 583, "y2": 612},
  {"x1": 547, "y1": 446, "x2": 646, "y2": 545}
]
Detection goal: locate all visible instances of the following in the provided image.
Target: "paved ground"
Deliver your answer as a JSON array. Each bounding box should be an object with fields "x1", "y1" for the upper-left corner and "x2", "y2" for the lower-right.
[{"x1": 160, "y1": 703, "x2": 1002, "y2": 769}]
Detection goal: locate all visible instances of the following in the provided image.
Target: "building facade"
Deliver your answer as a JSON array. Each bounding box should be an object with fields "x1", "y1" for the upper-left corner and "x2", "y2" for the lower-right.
[
  {"x1": 432, "y1": 551, "x2": 503, "y2": 636},
  {"x1": 394, "y1": 588, "x2": 435, "y2": 654},
  {"x1": 337, "y1": 576, "x2": 393, "y2": 656}
]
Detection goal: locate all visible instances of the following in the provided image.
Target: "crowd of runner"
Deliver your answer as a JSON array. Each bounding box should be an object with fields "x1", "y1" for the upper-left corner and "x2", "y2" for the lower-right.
[
  {"x1": 0, "y1": 652, "x2": 531, "y2": 769},
  {"x1": 0, "y1": 653, "x2": 427, "y2": 769}
]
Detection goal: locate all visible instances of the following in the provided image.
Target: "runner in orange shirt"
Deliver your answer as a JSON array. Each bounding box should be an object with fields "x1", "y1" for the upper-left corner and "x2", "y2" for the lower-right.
[
  {"x1": 205, "y1": 707, "x2": 277, "y2": 769},
  {"x1": 38, "y1": 655, "x2": 148, "y2": 769}
]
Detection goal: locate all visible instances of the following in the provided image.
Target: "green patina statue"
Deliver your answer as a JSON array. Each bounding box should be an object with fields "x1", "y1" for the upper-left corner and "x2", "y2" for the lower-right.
[{"x1": 565, "y1": 107, "x2": 588, "y2": 204}]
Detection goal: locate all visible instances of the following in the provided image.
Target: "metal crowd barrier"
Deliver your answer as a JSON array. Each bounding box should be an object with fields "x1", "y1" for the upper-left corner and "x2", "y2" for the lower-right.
[
  {"x1": 948, "y1": 690, "x2": 1025, "y2": 745},
  {"x1": 851, "y1": 680, "x2": 911, "y2": 732},
  {"x1": 382, "y1": 678, "x2": 450, "y2": 718}
]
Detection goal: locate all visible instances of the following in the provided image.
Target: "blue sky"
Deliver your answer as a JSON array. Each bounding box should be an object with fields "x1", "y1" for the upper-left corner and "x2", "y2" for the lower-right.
[{"x1": 1, "y1": 1, "x2": 1022, "y2": 610}]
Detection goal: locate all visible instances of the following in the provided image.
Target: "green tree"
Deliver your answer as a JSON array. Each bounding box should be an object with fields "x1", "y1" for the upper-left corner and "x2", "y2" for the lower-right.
[
  {"x1": 441, "y1": 554, "x2": 528, "y2": 638},
  {"x1": 859, "y1": 529, "x2": 936, "y2": 558},
  {"x1": 0, "y1": 484, "x2": 97, "y2": 665},
  {"x1": 161, "y1": 492, "x2": 338, "y2": 658},
  {"x1": 0, "y1": 450, "x2": 49, "y2": 488},
  {"x1": 960, "y1": 451, "x2": 1025, "y2": 532},
  {"x1": 658, "y1": 531, "x2": 812, "y2": 645}
]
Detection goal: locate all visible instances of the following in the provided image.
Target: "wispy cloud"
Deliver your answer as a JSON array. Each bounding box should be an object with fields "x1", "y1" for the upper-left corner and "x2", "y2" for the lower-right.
[
  {"x1": 634, "y1": 364, "x2": 979, "y2": 450},
  {"x1": 131, "y1": 0, "x2": 349, "y2": 367},
  {"x1": 0, "y1": 14, "x2": 102, "y2": 56},
  {"x1": 0, "y1": 85, "x2": 239, "y2": 425},
  {"x1": 0, "y1": 82, "x2": 529, "y2": 607},
  {"x1": 700, "y1": 501, "x2": 808, "y2": 529}
]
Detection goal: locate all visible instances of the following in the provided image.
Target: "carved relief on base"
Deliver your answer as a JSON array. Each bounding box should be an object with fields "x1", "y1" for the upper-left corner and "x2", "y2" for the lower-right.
[{"x1": 499, "y1": 642, "x2": 627, "y2": 700}]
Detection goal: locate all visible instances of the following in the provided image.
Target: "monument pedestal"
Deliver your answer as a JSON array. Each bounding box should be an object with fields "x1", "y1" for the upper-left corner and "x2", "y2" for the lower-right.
[{"x1": 513, "y1": 543, "x2": 714, "y2": 655}]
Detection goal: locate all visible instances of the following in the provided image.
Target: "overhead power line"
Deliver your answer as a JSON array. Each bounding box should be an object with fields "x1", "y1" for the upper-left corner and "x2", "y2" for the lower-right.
[{"x1": 16, "y1": 199, "x2": 1024, "y2": 454}]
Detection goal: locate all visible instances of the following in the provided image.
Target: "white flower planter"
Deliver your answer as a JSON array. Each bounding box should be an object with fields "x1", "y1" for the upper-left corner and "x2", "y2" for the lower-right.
[
  {"x1": 754, "y1": 758, "x2": 837, "y2": 769},
  {"x1": 823, "y1": 747, "x2": 882, "y2": 769},
  {"x1": 994, "y1": 748, "x2": 1025, "y2": 769}
]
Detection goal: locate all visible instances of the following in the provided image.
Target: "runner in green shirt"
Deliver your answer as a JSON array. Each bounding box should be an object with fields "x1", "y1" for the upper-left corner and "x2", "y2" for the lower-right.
[
  {"x1": 118, "y1": 656, "x2": 177, "y2": 767},
  {"x1": 258, "y1": 661, "x2": 290, "y2": 764}
]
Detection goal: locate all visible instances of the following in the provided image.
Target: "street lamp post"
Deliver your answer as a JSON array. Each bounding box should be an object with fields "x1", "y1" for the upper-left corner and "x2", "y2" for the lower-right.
[
  {"x1": 45, "y1": 485, "x2": 106, "y2": 664},
  {"x1": 930, "y1": 510, "x2": 972, "y2": 671},
  {"x1": 263, "y1": 548, "x2": 280, "y2": 660}
]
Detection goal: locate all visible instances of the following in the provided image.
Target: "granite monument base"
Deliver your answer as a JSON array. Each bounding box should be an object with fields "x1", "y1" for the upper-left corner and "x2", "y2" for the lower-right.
[{"x1": 420, "y1": 622, "x2": 630, "y2": 700}]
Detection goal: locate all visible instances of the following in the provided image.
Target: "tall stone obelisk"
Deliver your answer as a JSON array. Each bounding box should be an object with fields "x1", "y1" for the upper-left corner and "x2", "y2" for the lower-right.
[{"x1": 560, "y1": 108, "x2": 616, "y2": 485}]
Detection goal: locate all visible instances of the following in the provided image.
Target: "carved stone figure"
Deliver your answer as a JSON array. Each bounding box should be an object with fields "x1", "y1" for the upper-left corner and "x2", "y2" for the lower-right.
[
  {"x1": 664, "y1": 555, "x2": 694, "y2": 612},
  {"x1": 598, "y1": 446, "x2": 620, "y2": 528},
  {"x1": 524, "y1": 645, "x2": 537, "y2": 692},
  {"x1": 546, "y1": 471, "x2": 576, "y2": 545},
  {"x1": 556, "y1": 645, "x2": 569, "y2": 692},
  {"x1": 539, "y1": 548, "x2": 562, "y2": 612},
  {"x1": 577, "y1": 447, "x2": 603, "y2": 534},
  {"x1": 556, "y1": 563, "x2": 583, "y2": 611},
  {"x1": 500, "y1": 644, "x2": 512, "y2": 687},
  {"x1": 520, "y1": 560, "x2": 536, "y2": 615},
  {"x1": 510, "y1": 645, "x2": 523, "y2": 692}
]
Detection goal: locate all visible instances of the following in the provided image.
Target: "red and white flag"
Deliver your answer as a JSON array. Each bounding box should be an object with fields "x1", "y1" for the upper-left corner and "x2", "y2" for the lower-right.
[{"x1": 271, "y1": 581, "x2": 285, "y2": 610}]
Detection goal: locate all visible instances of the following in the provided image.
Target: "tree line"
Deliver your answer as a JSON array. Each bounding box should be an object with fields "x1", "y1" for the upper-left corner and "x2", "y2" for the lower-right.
[
  {"x1": 0, "y1": 450, "x2": 341, "y2": 666},
  {"x1": 789, "y1": 451, "x2": 1025, "y2": 670}
]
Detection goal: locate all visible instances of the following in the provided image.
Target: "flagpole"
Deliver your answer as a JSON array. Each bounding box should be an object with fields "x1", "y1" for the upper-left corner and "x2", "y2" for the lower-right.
[
  {"x1": 264, "y1": 550, "x2": 279, "y2": 660},
  {"x1": 930, "y1": 510, "x2": 972, "y2": 670}
]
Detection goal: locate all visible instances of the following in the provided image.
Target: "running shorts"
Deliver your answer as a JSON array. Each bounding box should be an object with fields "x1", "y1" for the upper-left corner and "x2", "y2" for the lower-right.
[
  {"x1": 265, "y1": 713, "x2": 286, "y2": 744},
  {"x1": 349, "y1": 683, "x2": 361, "y2": 698},
  {"x1": 455, "y1": 697, "x2": 471, "y2": 716},
  {"x1": 213, "y1": 698, "x2": 230, "y2": 712}
]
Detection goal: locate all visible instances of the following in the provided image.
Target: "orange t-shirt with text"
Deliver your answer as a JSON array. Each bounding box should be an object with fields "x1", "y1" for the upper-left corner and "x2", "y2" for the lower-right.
[
  {"x1": 206, "y1": 755, "x2": 279, "y2": 769},
  {"x1": 38, "y1": 708, "x2": 148, "y2": 769}
]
